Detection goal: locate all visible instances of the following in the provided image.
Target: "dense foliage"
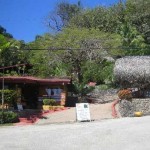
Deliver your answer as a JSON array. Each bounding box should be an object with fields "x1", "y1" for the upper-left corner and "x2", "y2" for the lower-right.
[
  {"x1": 0, "y1": 0, "x2": 149, "y2": 88},
  {"x1": 0, "y1": 111, "x2": 19, "y2": 124},
  {"x1": 0, "y1": 26, "x2": 29, "y2": 68},
  {"x1": 0, "y1": 89, "x2": 17, "y2": 105}
]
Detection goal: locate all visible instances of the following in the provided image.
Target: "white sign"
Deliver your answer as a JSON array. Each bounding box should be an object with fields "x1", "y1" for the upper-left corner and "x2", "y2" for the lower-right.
[
  {"x1": 76, "y1": 103, "x2": 91, "y2": 121},
  {"x1": 17, "y1": 104, "x2": 23, "y2": 111}
]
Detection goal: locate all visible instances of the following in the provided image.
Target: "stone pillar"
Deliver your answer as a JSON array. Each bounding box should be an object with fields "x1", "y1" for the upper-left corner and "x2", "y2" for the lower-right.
[
  {"x1": 60, "y1": 92, "x2": 66, "y2": 106},
  {"x1": 119, "y1": 99, "x2": 135, "y2": 117}
]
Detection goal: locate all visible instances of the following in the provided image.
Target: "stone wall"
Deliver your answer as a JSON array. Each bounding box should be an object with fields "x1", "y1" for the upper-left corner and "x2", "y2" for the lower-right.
[
  {"x1": 119, "y1": 98, "x2": 150, "y2": 117},
  {"x1": 87, "y1": 89, "x2": 118, "y2": 104}
]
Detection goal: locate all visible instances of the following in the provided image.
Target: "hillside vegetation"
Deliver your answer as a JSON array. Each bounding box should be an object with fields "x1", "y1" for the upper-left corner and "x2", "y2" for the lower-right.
[{"x1": 0, "y1": 0, "x2": 149, "y2": 88}]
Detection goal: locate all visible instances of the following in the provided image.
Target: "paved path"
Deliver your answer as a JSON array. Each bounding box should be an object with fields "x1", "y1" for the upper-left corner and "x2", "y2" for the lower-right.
[
  {"x1": 1, "y1": 116, "x2": 150, "y2": 150},
  {"x1": 36, "y1": 103, "x2": 114, "y2": 125}
]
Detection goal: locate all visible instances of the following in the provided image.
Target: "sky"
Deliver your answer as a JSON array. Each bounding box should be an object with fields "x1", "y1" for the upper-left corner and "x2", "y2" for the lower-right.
[{"x1": 0, "y1": 0, "x2": 120, "y2": 43}]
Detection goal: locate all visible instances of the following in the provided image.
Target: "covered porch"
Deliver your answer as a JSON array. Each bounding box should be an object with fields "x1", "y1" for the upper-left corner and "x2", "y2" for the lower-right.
[{"x1": 0, "y1": 76, "x2": 71, "y2": 109}]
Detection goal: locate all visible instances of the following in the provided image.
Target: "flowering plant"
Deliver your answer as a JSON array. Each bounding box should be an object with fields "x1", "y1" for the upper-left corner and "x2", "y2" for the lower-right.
[{"x1": 118, "y1": 89, "x2": 132, "y2": 100}]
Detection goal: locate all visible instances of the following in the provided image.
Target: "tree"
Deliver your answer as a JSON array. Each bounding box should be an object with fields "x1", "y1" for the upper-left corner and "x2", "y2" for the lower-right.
[
  {"x1": 46, "y1": 1, "x2": 82, "y2": 31},
  {"x1": 118, "y1": 22, "x2": 149, "y2": 55},
  {"x1": 0, "y1": 34, "x2": 10, "y2": 65},
  {"x1": 52, "y1": 27, "x2": 121, "y2": 83},
  {"x1": 27, "y1": 33, "x2": 69, "y2": 77},
  {"x1": 27, "y1": 27, "x2": 121, "y2": 83},
  {"x1": 126, "y1": 0, "x2": 150, "y2": 44},
  {"x1": 0, "y1": 39, "x2": 29, "y2": 66},
  {"x1": 70, "y1": 1, "x2": 125, "y2": 33},
  {"x1": 0, "y1": 26, "x2": 30, "y2": 69},
  {"x1": 0, "y1": 25, "x2": 13, "y2": 39}
]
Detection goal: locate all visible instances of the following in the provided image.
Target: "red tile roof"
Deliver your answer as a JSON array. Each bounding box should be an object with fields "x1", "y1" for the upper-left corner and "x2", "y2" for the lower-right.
[{"x1": 0, "y1": 76, "x2": 71, "y2": 85}]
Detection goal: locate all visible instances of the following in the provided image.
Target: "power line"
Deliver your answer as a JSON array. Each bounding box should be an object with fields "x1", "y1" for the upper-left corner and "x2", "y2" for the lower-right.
[{"x1": 21, "y1": 47, "x2": 150, "y2": 51}]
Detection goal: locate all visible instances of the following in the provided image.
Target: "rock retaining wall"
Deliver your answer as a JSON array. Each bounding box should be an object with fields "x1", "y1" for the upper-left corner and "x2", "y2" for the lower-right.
[
  {"x1": 87, "y1": 89, "x2": 118, "y2": 104},
  {"x1": 119, "y1": 98, "x2": 150, "y2": 117}
]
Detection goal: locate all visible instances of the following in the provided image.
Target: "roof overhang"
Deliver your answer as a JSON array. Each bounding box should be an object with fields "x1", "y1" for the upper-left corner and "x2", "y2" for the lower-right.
[{"x1": 0, "y1": 76, "x2": 71, "y2": 85}]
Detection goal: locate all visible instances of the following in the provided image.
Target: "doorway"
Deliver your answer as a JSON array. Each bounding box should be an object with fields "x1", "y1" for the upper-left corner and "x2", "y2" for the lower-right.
[{"x1": 22, "y1": 84, "x2": 39, "y2": 109}]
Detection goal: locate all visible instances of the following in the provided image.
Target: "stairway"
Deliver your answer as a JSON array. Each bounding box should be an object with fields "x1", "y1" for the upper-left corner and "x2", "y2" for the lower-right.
[{"x1": 15, "y1": 109, "x2": 44, "y2": 125}]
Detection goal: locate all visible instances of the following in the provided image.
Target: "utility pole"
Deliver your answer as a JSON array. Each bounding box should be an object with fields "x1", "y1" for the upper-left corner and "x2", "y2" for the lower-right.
[
  {"x1": 1, "y1": 66, "x2": 4, "y2": 124},
  {"x1": 2, "y1": 67, "x2": 4, "y2": 110}
]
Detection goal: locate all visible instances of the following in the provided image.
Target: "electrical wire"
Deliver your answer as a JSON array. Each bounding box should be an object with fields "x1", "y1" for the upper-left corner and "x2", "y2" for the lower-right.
[{"x1": 20, "y1": 47, "x2": 150, "y2": 51}]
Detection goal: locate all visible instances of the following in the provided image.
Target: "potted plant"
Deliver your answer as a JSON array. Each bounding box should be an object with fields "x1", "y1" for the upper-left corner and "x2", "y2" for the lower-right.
[
  {"x1": 42, "y1": 99, "x2": 64, "y2": 111},
  {"x1": 48, "y1": 99, "x2": 55, "y2": 110},
  {"x1": 49, "y1": 99, "x2": 59, "y2": 111},
  {"x1": 118, "y1": 89, "x2": 132, "y2": 100},
  {"x1": 43, "y1": 99, "x2": 50, "y2": 111}
]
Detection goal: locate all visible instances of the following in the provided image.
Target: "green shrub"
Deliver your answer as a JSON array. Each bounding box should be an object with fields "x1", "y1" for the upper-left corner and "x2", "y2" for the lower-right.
[
  {"x1": 49, "y1": 99, "x2": 56, "y2": 106},
  {"x1": 0, "y1": 89, "x2": 17, "y2": 104},
  {"x1": 43, "y1": 99, "x2": 56, "y2": 106},
  {"x1": 43, "y1": 99, "x2": 50, "y2": 105},
  {"x1": 73, "y1": 81, "x2": 95, "y2": 96},
  {"x1": 0, "y1": 111, "x2": 19, "y2": 124}
]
